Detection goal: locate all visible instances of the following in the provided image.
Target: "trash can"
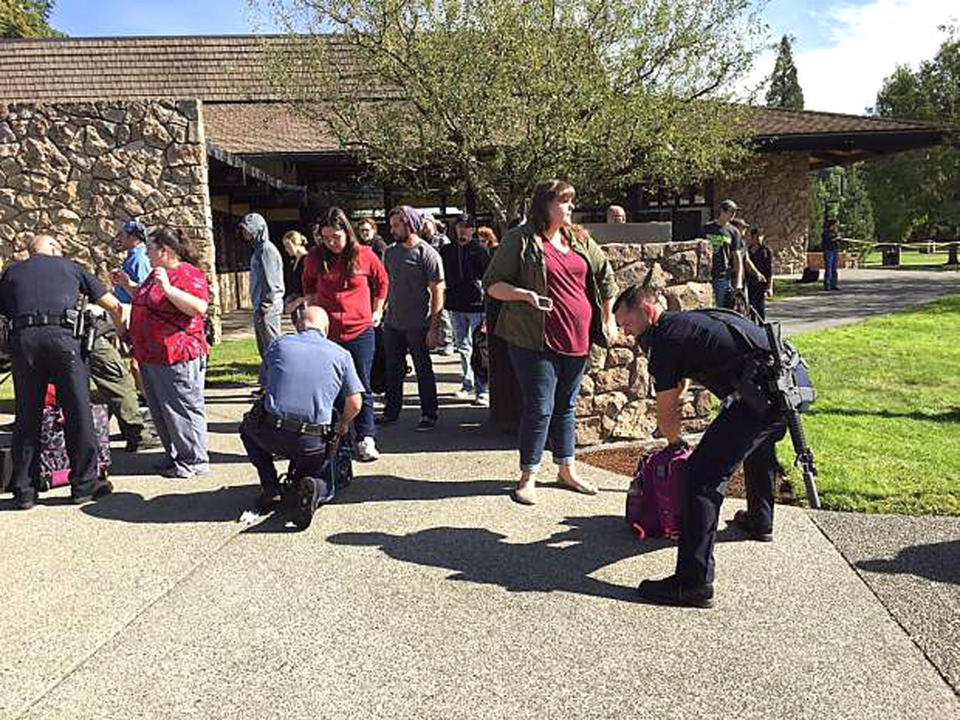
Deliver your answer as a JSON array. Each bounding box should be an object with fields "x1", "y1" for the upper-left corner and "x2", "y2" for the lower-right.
[{"x1": 881, "y1": 245, "x2": 901, "y2": 266}]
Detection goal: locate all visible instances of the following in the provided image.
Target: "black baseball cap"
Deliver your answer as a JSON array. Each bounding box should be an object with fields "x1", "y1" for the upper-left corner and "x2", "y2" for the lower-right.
[
  {"x1": 454, "y1": 212, "x2": 476, "y2": 227},
  {"x1": 719, "y1": 199, "x2": 738, "y2": 212}
]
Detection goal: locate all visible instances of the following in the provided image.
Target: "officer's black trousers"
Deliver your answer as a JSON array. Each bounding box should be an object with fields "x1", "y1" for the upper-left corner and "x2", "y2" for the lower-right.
[
  {"x1": 10, "y1": 327, "x2": 99, "y2": 500},
  {"x1": 677, "y1": 398, "x2": 785, "y2": 587}
]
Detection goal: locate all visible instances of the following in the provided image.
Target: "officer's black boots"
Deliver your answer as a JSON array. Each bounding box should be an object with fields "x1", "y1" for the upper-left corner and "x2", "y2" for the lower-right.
[
  {"x1": 730, "y1": 510, "x2": 774, "y2": 542},
  {"x1": 72, "y1": 478, "x2": 113, "y2": 505},
  {"x1": 637, "y1": 575, "x2": 715, "y2": 609}
]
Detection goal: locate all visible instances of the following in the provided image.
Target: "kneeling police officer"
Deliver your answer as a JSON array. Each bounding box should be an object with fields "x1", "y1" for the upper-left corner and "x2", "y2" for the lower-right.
[
  {"x1": 614, "y1": 283, "x2": 815, "y2": 608},
  {"x1": 0, "y1": 234, "x2": 125, "y2": 509},
  {"x1": 239, "y1": 305, "x2": 363, "y2": 529}
]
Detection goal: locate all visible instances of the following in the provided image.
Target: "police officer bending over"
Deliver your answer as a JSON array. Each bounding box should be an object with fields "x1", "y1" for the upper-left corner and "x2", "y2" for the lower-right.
[
  {"x1": 0, "y1": 234, "x2": 125, "y2": 509},
  {"x1": 239, "y1": 306, "x2": 363, "y2": 529},
  {"x1": 614, "y1": 284, "x2": 797, "y2": 608}
]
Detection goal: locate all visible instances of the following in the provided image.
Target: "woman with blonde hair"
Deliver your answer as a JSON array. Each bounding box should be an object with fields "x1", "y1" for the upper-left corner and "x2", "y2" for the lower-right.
[
  {"x1": 483, "y1": 180, "x2": 619, "y2": 505},
  {"x1": 281, "y1": 230, "x2": 309, "y2": 316}
]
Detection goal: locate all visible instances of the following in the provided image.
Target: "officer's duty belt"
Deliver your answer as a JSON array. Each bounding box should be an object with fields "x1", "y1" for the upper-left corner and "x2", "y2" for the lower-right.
[
  {"x1": 262, "y1": 409, "x2": 329, "y2": 436},
  {"x1": 12, "y1": 312, "x2": 72, "y2": 333}
]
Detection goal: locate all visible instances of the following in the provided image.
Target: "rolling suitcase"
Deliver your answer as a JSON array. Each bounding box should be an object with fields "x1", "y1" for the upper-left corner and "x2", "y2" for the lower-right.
[{"x1": 37, "y1": 402, "x2": 112, "y2": 491}]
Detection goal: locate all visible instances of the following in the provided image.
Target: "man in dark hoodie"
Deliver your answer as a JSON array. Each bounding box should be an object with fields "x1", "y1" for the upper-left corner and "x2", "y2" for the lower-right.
[{"x1": 440, "y1": 213, "x2": 491, "y2": 405}]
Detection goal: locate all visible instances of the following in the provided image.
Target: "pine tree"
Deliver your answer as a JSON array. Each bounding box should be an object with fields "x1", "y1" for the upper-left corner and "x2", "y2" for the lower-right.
[{"x1": 766, "y1": 35, "x2": 804, "y2": 110}]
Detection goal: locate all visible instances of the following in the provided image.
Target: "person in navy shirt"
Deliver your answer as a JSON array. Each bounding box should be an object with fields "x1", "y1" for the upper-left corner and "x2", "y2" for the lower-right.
[{"x1": 239, "y1": 306, "x2": 363, "y2": 528}]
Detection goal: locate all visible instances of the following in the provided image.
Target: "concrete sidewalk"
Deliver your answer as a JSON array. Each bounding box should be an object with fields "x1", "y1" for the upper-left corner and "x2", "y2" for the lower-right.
[
  {"x1": 1, "y1": 357, "x2": 957, "y2": 719},
  {"x1": 768, "y1": 268, "x2": 958, "y2": 335}
]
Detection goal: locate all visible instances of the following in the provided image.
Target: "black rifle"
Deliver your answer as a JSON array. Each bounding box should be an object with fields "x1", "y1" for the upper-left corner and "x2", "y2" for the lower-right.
[{"x1": 763, "y1": 322, "x2": 820, "y2": 509}]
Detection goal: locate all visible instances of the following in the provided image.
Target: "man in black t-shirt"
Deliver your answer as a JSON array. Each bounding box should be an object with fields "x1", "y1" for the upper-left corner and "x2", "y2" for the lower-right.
[
  {"x1": 0, "y1": 234, "x2": 124, "y2": 509},
  {"x1": 613, "y1": 283, "x2": 788, "y2": 608},
  {"x1": 703, "y1": 199, "x2": 745, "y2": 309}
]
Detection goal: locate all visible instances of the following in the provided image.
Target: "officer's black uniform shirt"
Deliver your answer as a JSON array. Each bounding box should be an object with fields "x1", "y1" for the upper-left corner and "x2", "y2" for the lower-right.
[
  {"x1": 641, "y1": 310, "x2": 770, "y2": 399},
  {"x1": 0, "y1": 255, "x2": 106, "y2": 320}
]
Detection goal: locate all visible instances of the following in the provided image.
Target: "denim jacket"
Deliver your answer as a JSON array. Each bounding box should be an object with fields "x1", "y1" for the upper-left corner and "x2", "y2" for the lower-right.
[{"x1": 482, "y1": 223, "x2": 618, "y2": 351}]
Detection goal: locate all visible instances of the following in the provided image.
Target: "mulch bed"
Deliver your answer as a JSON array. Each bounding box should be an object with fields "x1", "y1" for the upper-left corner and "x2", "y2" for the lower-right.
[{"x1": 578, "y1": 445, "x2": 797, "y2": 504}]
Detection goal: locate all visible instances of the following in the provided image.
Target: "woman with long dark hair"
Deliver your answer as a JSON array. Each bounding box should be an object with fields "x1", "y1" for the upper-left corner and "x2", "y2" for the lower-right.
[
  {"x1": 484, "y1": 180, "x2": 619, "y2": 505},
  {"x1": 129, "y1": 227, "x2": 210, "y2": 478},
  {"x1": 302, "y1": 208, "x2": 389, "y2": 462}
]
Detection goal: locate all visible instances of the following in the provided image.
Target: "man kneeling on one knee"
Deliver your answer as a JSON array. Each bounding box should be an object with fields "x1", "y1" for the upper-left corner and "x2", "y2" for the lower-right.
[
  {"x1": 614, "y1": 283, "x2": 788, "y2": 609},
  {"x1": 239, "y1": 306, "x2": 363, "y2": 523}
]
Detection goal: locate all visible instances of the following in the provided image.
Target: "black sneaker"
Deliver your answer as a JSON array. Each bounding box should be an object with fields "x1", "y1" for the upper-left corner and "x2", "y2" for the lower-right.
[
  {"x1": 637, "y1": 575, "x2": 714, "y2": 608},
  {"x1": 13, "y1": 492, "x2": 36, "y2": 510},
  {"x1": 730, "y1": 510, "x2": 774, "y2": 542},
  {"x1": 72, "y1": 479, "x2": 114, "y2": 505},
  {"x1": 376, "y1": 414, "x2": 398, "y2": 426},
  {"x1": 291, "y1": 476, "x2": 320, "y2": 530},
  {"x1": 415, "y1": 415, "x2": 437, "y2": 432},
  {"x1": 125, "y1": 434, "x2": 162, "y2": 453},
  {"x1": 254, "y1": 492, "x2": 282, "y2": 514}
]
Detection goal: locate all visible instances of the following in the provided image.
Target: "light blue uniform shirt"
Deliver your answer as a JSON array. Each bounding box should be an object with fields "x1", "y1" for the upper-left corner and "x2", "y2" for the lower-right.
[
  {"x1": 115, "y1": 245, "x2": 151, "y2": 303},
  {"x1": 263, "y1": 329, "x2": 364, "y2": 425}
]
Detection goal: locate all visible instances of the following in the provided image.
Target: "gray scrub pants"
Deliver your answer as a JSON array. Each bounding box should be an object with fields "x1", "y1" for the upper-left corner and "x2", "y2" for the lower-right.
[
  {"x1": 254, "y1": 309, "x2": 283, "y2": 385},
  {"x1": 141, "y1": 357, "x2": 209, "y2": 476}
]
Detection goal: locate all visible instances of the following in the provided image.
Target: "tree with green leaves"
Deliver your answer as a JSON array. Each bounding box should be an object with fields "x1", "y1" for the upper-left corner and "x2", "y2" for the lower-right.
[
  {"x1": 863, "y1": 31, "x2": 959, "y2": 251},
  {"x1": 0, "y1": 0, "x2": 63, "y2": 38},
  {"x1": 258, "y1": 0, "x2": 765, "y2": 225},
  {"x1": 766, "y1": 34, "x2": 804, "y2": 110}
]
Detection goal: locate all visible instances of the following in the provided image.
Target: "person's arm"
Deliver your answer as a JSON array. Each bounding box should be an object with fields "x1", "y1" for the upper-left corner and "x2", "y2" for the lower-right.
[
  {"x1": 95, "y1": 292, "x2": 125, "y2": 338},
  {"x1": 745, "y1": 253, "x2": 765, "y2": 284},
  {"x1": 370, "y1": 253, "x2": 389, "y2": 326},
  {"x1": 154, "y1": 269, "x2": 208, "y2": 317},
  {"x1": 482, "y1": 232, "x2": 540, "y2": 309},
  {"x1": 262, "y1": 246, "x2": 284, "y2": 311},
  {"x1": 655, "y1": 386, "x2": 685, "y2": 445},
  {"x1": 336, "y1": 392, "x2": 362, "y2": 436},
  {"x1": 732, "y1": 250, "x2": 744, "y2": 290},
  {"x1": 426, "y1": 280, "x2": 445, "y2": 348}
]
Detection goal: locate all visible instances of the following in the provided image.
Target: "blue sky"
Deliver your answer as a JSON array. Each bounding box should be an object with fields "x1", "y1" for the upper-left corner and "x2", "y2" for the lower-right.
[{"x1": 51, "y1": 0, "x2": 956, "y2": 115}]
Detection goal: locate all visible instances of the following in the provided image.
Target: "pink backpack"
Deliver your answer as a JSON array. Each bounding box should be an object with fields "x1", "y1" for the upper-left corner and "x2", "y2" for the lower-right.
[{"x1": 625, "y1": 445, "x2": 692, "y2": 541}]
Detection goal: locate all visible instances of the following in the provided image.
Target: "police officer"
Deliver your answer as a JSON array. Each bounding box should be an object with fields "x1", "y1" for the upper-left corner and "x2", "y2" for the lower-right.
[
  {"x1": 0, "y1": 234, "x2": 125, "y2": 509},
  {"x1": 239, "y1": 306, "x2": 363, "y2": 529},
  {"x1": 613, "y1": 283, "x2": 790, "y2": 608}
]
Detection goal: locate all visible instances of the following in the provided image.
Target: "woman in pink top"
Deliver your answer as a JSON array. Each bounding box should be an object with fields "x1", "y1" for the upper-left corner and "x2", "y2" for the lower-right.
[{"x1": 302, "y1": 207, "x2": 388, "y2": 461}]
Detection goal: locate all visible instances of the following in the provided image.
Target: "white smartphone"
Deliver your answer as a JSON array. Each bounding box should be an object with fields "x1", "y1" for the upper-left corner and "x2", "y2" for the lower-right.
[{"x1": 536, "y1": 295, "x2": 554, "y2": 312}]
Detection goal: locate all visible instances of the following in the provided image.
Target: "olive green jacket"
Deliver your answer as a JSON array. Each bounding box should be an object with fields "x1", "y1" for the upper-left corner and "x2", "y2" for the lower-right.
[{"x1": 482, "y1": 223, "x2": 619, "y2": 351}]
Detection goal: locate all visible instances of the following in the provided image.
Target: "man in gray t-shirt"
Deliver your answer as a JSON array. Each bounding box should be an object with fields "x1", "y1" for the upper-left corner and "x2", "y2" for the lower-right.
[{"x1": 380, "y1": 205, "x2": 446, "y2": 431}]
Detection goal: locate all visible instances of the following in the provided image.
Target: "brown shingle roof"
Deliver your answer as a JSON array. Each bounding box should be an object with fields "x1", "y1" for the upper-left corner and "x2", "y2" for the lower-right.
[
  {"x1": 204, "y1": 102, "x2": 339, "y2": 154},
  {"x1": 0, "y1": 35, "x2": 942, "y2": 156},
  {"x1": 0, "y1": 34, "x2": 343, "y2": 102}
]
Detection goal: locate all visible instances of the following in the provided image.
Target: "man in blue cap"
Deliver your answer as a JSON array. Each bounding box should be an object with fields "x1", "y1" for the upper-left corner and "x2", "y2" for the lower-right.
[{"x1": 110, "y1": 221, "x2": 152, "y2": 304}]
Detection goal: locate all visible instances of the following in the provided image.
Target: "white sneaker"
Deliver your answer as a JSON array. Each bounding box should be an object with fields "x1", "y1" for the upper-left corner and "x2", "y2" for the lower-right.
[
  {"x1": 474, "y1": 393, "x2": 490, "y2": 407},
  {"x1": 355, "y1": 436, "x2": 380, "y2": 462},
  {"x1": 455, "y1": 388, "x2": 474, "y2": 400}
]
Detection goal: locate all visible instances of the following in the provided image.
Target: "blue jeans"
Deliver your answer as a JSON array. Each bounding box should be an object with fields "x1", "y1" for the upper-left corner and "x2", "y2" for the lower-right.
[
  {"x1": 383, "y1": 324, "x2": 438, "y2": 420},
  {"x1": 451, "y1": 311, "x2": 487, "y2": 396},
  {"x1": 338, "y1": 327, "x2": 376, "y2": 439},
  {"x1": 507, "y1": 344, "x2": 587, "y2": 472},
  {"x1": 823, "y1": 249, "x2": 839, "y2": 289},
  {"x1": 712, "y1": 277, "x2": 731, "y2": 308}
]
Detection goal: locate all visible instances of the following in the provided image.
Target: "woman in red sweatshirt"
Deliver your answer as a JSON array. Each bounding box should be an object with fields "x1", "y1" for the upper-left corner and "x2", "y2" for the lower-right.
[{"x1": 302, "y1": 207, "x2": 389, "y2": 462}]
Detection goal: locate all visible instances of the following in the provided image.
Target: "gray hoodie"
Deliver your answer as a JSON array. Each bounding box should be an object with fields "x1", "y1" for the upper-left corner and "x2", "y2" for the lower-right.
[{"x1": 241, "y1": 213, "x2": 284, "y2": 315}]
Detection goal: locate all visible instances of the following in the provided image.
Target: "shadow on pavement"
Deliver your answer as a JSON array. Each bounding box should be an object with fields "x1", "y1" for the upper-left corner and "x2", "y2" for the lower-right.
[
  {"x1": 80, "y1": 485, "x2": 254, "y2": 523},
  {"x1": 856, "y1": 540, "x2": 960, "y2": 586},
  {"x1": 109, "y1": 449, "x2": 250, "y2": 476},
  {"x1": 325, "y1": 515, "x2": 742, "y2": 602},
  {"x1": 334, "y1": 474, "x2": 512, "y2": 504}
]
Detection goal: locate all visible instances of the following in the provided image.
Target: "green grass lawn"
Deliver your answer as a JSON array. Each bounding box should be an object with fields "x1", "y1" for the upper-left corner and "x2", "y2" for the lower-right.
[
  {"x1": 206, "y1": 337, "x2": 260, "y2": 386},
  {"x1": 861, "y1": 249, "x2": 957, "y2": 268},
  {"x1": 783, "y1": 294, "x2": 960, "y2": 515}
]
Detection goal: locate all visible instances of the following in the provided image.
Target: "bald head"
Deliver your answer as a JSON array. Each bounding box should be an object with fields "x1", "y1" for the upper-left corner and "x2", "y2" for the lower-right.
[
  {"x1": 300, "y1": 305, "x2": 330, "y2": 335},
  {"x1": 27, "y1": 234, "x2": 61, "y2": 257},
  {"x1": 606, "y1": 205, "x2": 627, "y2": 224}
]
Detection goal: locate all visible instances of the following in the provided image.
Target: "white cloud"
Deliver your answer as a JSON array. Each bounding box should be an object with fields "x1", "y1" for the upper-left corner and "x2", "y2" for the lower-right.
[{"x1": 750, "y1": 0, "x2": 957, "y2": 115}]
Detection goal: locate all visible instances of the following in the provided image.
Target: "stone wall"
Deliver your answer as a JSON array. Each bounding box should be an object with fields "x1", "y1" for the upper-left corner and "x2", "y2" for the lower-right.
[
  {"x1": 574, "y1": 239, "x2": 715, "y2": 446},
  {"x1": 715, "y1": 151, "x2": 809, "y2": 274},
  {"x1": 0, "y1": 100, "x2": 219, "y2": 327}
]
